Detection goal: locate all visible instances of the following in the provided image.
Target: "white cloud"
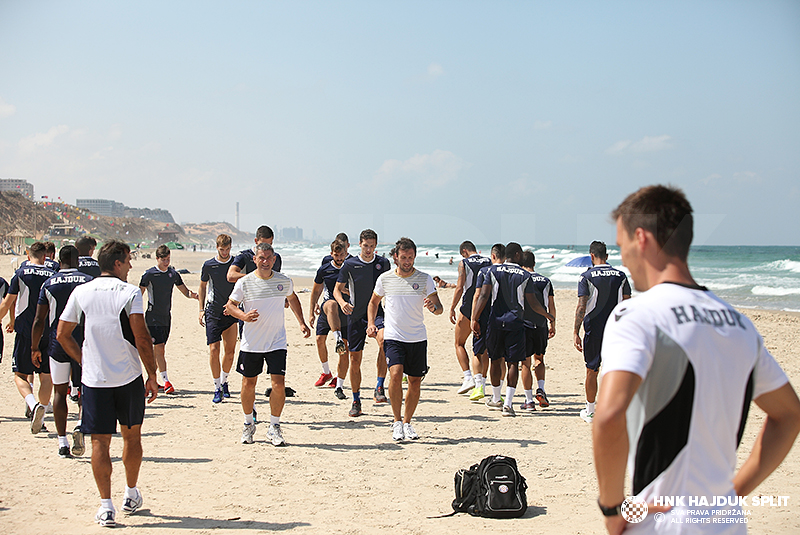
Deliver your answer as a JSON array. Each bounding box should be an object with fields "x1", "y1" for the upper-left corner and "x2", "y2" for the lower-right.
[
  {"x1": 0, "y1": 96, "x2": 16, "y2": 118},
  {"x1": 427, "y1": 63, "x2": 444, "y2": 77},
  {"x1": 702, "y1": 171, "x2": 762, "y2": 186},
  {"x1": 18, "y1": 125, "x2": 69, "y2": 156},
  {"x1": 507, "y1": 176, "x2": 547, "y2": 197},
  {"x1": 605, "y1": 135, "x2": 672, "y2": 155},
  {"x1": 533, "y1": 120, "x2": 552, "y2": 130},
  {"x1": 375, "y1": 149, "x2": 469, "y2": 188}
]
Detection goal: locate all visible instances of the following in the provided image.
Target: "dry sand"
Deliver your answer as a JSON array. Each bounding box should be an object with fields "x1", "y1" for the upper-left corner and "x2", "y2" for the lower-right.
[{"x1": 1, "y1": 250, "x2": 798, "y2": 534}]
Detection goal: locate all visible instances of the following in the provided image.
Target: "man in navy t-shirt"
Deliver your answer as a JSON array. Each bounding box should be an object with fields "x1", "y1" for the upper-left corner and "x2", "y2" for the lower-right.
[
  {"x1": 334, "y1": 229, "x2": 391, "y2": 417},
  {"x1": 573, "y1": 240, "x2": 631, "y2": 423},
  {"x1": 199, "y1": 234, "x2": 238, "y2": 403},
  {"x1": 227, "y1": 225, "x2": 282, "y2": 283},
  {"x1": 520, "y1": 250, "x2": 556, "y2": 411},
  {"x1": 76, "y1": 236, "x2": 102, "y2": 278},
  {"x1": 139, "y1": 245, "x2": 199, "y2": 393}
]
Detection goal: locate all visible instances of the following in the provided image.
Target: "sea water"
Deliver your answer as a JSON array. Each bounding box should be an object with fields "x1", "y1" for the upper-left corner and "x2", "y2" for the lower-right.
[{"x1": 257, "y1": 243, "x2": 800, "y2": 313}]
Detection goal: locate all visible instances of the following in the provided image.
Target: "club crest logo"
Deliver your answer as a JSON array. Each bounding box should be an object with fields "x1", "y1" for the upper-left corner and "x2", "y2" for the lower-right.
[
  {"x1": 277, "y1": 284, "x2": 284, "y2": 291},
  {"x1": 621, "y1": 496, "x2": 648, "y2": 523},
  {"x1": 498, "y1": 484, "x2": 509, "y2": 494},
  {"x1": 412, "y1": 283, "x2": 420, "y2": 290}
]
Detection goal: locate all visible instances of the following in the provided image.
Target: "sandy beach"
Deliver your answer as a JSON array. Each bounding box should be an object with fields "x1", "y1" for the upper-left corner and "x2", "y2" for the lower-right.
[{"x1": 0, "y1": 249, "x2": 797, "y2": 534}]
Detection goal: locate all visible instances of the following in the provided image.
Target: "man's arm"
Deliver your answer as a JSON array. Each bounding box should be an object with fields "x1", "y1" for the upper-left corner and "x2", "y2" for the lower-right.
[
  {"x1": 548, "y1": 295, "x2": 557, "y2": 338},
  {"x1": 524, "y1": 293, "x2": 554, "y2": 323},
  {"x1": 425, "y1": 292, "x2": 444, "y2": 316},
  {"x1": 471, "y1": 285, "x2": 491, "y2": 337},
  {"x1": 593, "y1": 370, "x2": 642, "y2": 535},
  {"x1": 30, "y1": 304, "x2": 49, "y2": 366},
  {"x1": 366, "y1": 292, "x2": 382, "y2": 338},
  {"x1": 574, "y1": 295, "x2": 588, "y2": 352},
  {"x1": 197, "y1": 280, "x2": 207, "y2": 326},
  {"x1": 129, "y1": 313, "x2": 158, "y2": 403},
  {"x1": 0, "y1": 293, "x2": 17, "y2": 333},
  {"x1": 449, "y1": 261, "x2": 466, "y2": 324},
  {"x1": 286, "y1": 292, "x2": 311, "y2": 338},
  {"x1": 733, "y1": 382, "x2": 800, "y2": 497},
  {"x1": 176, "y1": 283, "x2": 198, "y2": 300},
  {"x1": 57, "y1": 320, "x2": 82, "y2": 364},
  {"x1": 224, "y1": 299, "x2": 258, "y2": 322},
  {"x1": 308, "y1": 282, "x2": 324, "y2": 326},
  {"x1": 226, "y1": 264, "x2": 246, "y2": 283},
  {"x1": 334, "y1": 281, "x2": 353, "y2": 315}
]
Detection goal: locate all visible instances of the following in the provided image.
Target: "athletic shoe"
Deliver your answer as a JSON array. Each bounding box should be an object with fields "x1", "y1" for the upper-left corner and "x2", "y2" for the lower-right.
[
  {"x1": 58, "y1": 446, "x2": 72, "y2": 458},
  {"x1": 40, "y1": 423, "x2": 48, "y2": 433},
  {"x1": 392, "y1": 421, "x2": 404, "y2": 441},
  {"x1": 95, "y1": 508, "x2": 116, "y2": 527},
  {"x1": 502, "y1": 405, "x2": 516, "y2": 417},
  {"x1": 580, "y1": 408, "x2": 594, "y2": 424},
  {"x1": 45, "y1": 403, "x2": 53, "y2": 414},
  {"x1": 69, "y1": 385, "x2": 81, "y2": 402},
  {"x1": 469, "y1": 385, "x2": 485, "y2": 402},
  {"x1": 335, "y1": 339, "x2": 347, "y2": 355},
  {"x1": 374, "y1": 385, "x2": 388, "y2": 403},
  {"x1": 268, "y1": 423, "x2": 286, "y2": 447},
  {"x1": 241, "y1": 422, "x2": 256, "y2": 444},
  {"x1": 24, "y1": 403, "x2": 32, "y2": 419},
  {"x1": 403, "y1": 422, "x2": 419, "y2": 440},
  {"x1": 122, "y1": 489, "x2": 143, "y2": 515},
  {"x1": 402, "y1": 375, "x2": 408, "y2": 384},
  {"x1": 315, "y1": 372, "x2": 333, "y2": 387},
  {"x1": 348, "y1": 399, "x2": 362, "y2": 417},
  {"x1": 536, "y1": 388, "x2": 550, "y2": 408},
  {"x1": 520, "y1": 401, "x2": 537, "y2": 412},
  {"x1": 485, "y1": 398, "x2": 503, "y2": 411},
  {"x1": 72, "y1": 427, "x2": 85, "y2": 457},
  {"x1": 212, "y1": 389, "x2": 223, "y2": 404},
  {"x1": 30, "y1": 402, "x2": 45, "y2": 434},
  {"x1": 328, "y1": 376, "x2": 337, "y2": 388},
  {"x1": 164, "y1": 381, "x2": 175, "y2": 394},
  {"x1": 334, "y1": 387, "x2": 347, "y2": 400},
  {"x1": 157, "y1": 383, "x2": 165, "y2": 391},
  {"x1": 457, "y1": 377, "x2": 475, "y2": 395},
  {"x1": 221, "y1": 382, "x2": 231, "y2": 398}
]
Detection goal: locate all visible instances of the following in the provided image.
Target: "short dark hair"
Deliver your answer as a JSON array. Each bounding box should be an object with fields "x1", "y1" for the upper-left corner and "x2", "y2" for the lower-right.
[
  {"x1": 44, "y1": 241, "x2": 56, "y2": 255},
  {"x1": 216, "y1": 234, "x2": 232, "y2": 247},
  {"x1": 255, "y1": 242, "x2": 274, "y2": 255},
  {"x1": 359, "y1": 229, "x2": 378, "y2": 243},
  {"x1": 505, "y1": 242, "x2": 522, "y2": 263},
  {"x1": 520, "y1": 250, "x2": 535, "y2": 269},
  {"x1": 589, "y1": 241, "x2": 607, "y2": 260},
  {"x1": 611, "y1": 184, "x2": 693, "y2": 261},
  {"x1": 156, "y1": 244, "x2": 171, "y2": 258},
  {"x1": 75, "y1": 236, "x2": 97, "y2": 256},
  {"x1": 491, "y1": 243, "x2": 505, "y2": 260},
  {"x1": 331, "y1": 239, "x2": 346, "y2": 253},
  {"x1": 460, "y1": 240, "x2": 477, "y2": 254},
  {"x1": 335, "y1": 232, "x2": 349, "y2": 244},
  {"x1": 98, "y1": 240, "x2": 130, "y2": 273},
  {"x1": 58, "y1": 245, "x2": 79, "y2": 268},
  {"x1": 28, "y1": 241, "x2": 47, "y2": 261},
  {"x1": 255, "y1": 225, "x2": 274, "y2": 240},
  {"x1": 395, "y1": 237, "x2": 416, "y2": 254}
]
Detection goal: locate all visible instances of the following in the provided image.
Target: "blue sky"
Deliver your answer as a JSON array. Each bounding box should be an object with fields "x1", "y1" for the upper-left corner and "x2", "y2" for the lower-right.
[{"x1": 1, "y1": 1, "x2": 799, "y2": 245}]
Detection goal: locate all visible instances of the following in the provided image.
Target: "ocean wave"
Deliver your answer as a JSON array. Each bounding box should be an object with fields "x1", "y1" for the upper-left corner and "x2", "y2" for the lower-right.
[
  {"x1": 757, "y1": 259, "x2": 800, "y2": 273},
  {"x1": 703, "y1": 283, "x2": 747, "y2": 291},
  {"x1": 751, "y1": 286, "x2": 800, "y2": 296}
]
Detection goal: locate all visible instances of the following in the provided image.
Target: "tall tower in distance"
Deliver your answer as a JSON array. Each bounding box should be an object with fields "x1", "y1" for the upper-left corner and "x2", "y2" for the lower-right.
[{"x1": 235, "y1": 202, "x2": 239, "y2": 230}]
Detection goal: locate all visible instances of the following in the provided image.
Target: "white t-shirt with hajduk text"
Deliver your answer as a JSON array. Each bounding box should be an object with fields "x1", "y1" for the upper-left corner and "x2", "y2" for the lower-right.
[
  {"x1": 229, "y1": 270, "x2": 293, "y2": 353},
  {"x1": 374, "y1": 268, "x2": 437, "y2": 343},
  {"x1": 60, "y1": 276, "x2": 145, "y2": 388}
]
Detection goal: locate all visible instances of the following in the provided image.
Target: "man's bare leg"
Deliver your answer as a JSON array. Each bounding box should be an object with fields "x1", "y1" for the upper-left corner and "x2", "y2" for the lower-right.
[
  {"x1": 91, "y1": 434, "x2": 114, "y2": 499},
  {"x1": 454, "y1": 314, "x2": 474, "y2": 393},
  {"x1": 120, "y1": 424, "x2": 143, "y2": 488}
]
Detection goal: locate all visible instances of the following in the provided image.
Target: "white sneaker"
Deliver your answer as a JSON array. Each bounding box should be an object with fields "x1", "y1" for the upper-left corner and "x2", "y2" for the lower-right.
[
  {"x1": 485, "y1": 398, "x2": 503, "y2": 411},
  {"x1": 392, "y1": 421, "x2": 404, "y2": 441},
  {"x1": 241, "y1": 422, "x2": 256, "y2": 444},
  {"x1": 30, "y1": 402, "x2": 45, "y2": 434},
  {"x1": 502, "y1": 405, "x2": 516, "y2": 417},
  {"x1": 45, "y1": 403, "x2": 53, "y2": 414},
  {"x1": 268, "y1": 423, "x2": 286, "y2": 447},
  {"x1": 95, "y1": 508, "x2": 116, "y2": 527},
  {"x1": 403, "y1": 422, "x2": 419, "y2": 440},
  {"x1": 457, "y1": 377, "x2": 475, "y2": 394},
  {"x1": 580, "y1": 408, "x2": 594, "y2": 424},
  {"x1": 122, "y1": 489, "x2": 143, "y2": 515}
]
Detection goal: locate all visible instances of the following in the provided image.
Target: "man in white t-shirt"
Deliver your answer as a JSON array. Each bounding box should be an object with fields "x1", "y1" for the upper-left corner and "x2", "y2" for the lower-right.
[
  {"x1": 593, "y1": 185, "x2": 800, "y2": 534},
  {"x1": 224, "y1": 242, "x2": 310, "y2": 447},
  {"x1": 367, "y1": 237, "x2": 442, "y2": 441},
  {"x1": 58, "y1": 240, "x2": 158, "y2": 528}
]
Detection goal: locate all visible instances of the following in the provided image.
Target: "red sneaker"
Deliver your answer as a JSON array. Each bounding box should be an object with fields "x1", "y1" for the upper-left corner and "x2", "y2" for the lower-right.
[
  {"x1": 328, "y1": 376, "x2": 337, "y2": 388},
  {"x1": 314, "y1": 372, "x2": 333, "y2": 387},
  {"x1": 164, "y1": 381, "x2": 175, "y2": 394}
]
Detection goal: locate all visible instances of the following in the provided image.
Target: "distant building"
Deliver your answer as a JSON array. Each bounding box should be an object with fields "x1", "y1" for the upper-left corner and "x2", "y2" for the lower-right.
[
  {"x1": 280, "y1": 226, "x2": 303, "y2": 241},
  {"x1": 157, "y1": 230, "x2": 180, "y2": 244},
  {"x1": 77, "y1": 198, "x2": 175, "y2": 224},
  {"x1": 0, "y1": 178, "x2": 34, "y2": 200},
  {"x1": 124, "y1": 207, "x2": 175, "y2": 224}
]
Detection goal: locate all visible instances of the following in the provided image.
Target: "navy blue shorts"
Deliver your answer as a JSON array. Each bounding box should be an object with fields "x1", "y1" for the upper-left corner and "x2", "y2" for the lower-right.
[
  {"x1": 82, "y1": 376, "x2": 146, "y2": 434},
  {"x1": 12, "y1": 332, "x2": 50, "y2": 375},
  {"x1": 584, "y1": 335, "x2": 603, "y2": 372},
  {"x1": 525, "y1": 326, "x2": 548, "y2": 358},
  {"x1": 316, "y1": 305, "x2": 349, "y2": 338},
  {"x1": 237, "y1": 349, "x2": 287, "y2": 377},
  {"x1": 472, "y1": 314, "x2": 489, "y2": 356},
  {"x1": 347, "y1": 314, "x2": 384, "y2": 353},
  {"x1": 487, "y1": 324, "x2": 526, "y2": 363},
  {"x1": 205, "y1": 310, "x2": 238, "y2": 345},
  {"x1": 148, "y1": 324, "x2": 171, "y2": 345},
  {"x1": 385, "y1": 339, "x2": 428, "y2": 377}
]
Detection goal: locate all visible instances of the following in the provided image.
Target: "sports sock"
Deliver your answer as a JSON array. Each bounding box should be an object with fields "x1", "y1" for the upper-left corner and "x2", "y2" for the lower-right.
[
  {"x1": 58, "y1": 435, "x2": 69, "y2": 448},
  {"x1": 244, "y1": 412, "x2": 254, "y2": 425},
  {"x1": 336, "y1": 377, "x2": 344, "y2": 389},
  {"x1": 322, "y1": 361, "x2": 331, "y2": 375},
  {"x1": 334, "y1": 330, "x2": 342, "y2": 341},
  {"x1": 25, "y1": 393, "x2": 37, "y2": 410},
  {"x1": 474, "y1": 373, "x2": 483, "y2": 388},
  {"x1": 76, "y1": 419, "x2": 82, "y2": 428},
  {"x1": 463, "y1": 370, "x2": 473, "y2": 379},
  {"x1": 125, "y1": 486, "x2": 139, "y2": 499},
  {"x1": 505, "y1": 387, "x2": 516, "y2": 406},
  {"x1": 160, "y1": 371, "x2": 169, "y2": 383},
  {"x1": 213, "y1": 377, "x2": 221, "y2": 390},
  {"x1": 492, "y1": 385, "x2": 502, "y2": 402},
  {"x1": 270, "y1": 415, "x2": 280, "y2": 425},
  {"x1": 587, "y1": 401, "x2": 596, "y2": 414},
  {"x1": 538, "y1": 379, "x2": 545, "y2": 391},
  {"x1": 524, "y1": 389, "x2": 534, "y2": 403},
  {"x1": 353, "y1": 391, "x2": 361, "y2": 402},
  {"x1": 101, "y1": 498, "x2": 114, "y2": 511},
  {"x1": 376, "y1": 377, "x2": 385, "y2": 388},
  {"x1": 221, "y1": 371, "x2": 229, "y2": 385}
]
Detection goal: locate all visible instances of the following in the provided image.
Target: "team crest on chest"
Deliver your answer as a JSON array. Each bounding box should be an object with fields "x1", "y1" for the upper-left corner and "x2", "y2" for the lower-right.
[
  {"x1": 412, "y1": 283, "x2": 420, "y2": 290},
  {"x1": 277, "y1": 284, "x2": 284, "y2": 291}
]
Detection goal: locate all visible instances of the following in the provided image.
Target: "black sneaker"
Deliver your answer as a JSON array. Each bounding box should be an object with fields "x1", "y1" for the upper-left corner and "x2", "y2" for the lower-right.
[
  {"x1": 334, "y1": 387, "x2": 347, "y2": 400},
  {"x1": 348, "y1": 399, "x2": 362, "y2": 417},
  {"x1": 221, "y1": 382, "x2": 231, "y2": 398},
  {"x1": 335, "y1": 339, "x2": 347, "y2": 355},
  {"x1": 374, "y1": 385, "x2": 388, "y2": 403},
  {"x1": 58, "y1": 446, "x2": 72, "y2": 458}
]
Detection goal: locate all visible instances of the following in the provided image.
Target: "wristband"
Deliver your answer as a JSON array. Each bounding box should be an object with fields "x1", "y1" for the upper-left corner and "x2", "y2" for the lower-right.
[{"x1": 598, "y1": 499, "x2": 623, "y2": 517}]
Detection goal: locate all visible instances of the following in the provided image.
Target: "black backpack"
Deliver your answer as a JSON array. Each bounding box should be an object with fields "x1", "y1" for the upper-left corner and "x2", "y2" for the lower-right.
[{"x1": 451, "y1": 455, "x2": 527, "y2": 518}]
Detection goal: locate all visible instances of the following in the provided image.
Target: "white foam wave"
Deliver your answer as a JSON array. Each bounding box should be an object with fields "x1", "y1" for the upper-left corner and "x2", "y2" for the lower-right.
[
  {"x1": 758, "y1": 259, "x2": 800, "y2": 273},
  {"x1": 751, "y1": 286, "x2": 800, "y2": 296},
  {"x1": 704, "y1": 283, "x2": 746, "y2": 291}
]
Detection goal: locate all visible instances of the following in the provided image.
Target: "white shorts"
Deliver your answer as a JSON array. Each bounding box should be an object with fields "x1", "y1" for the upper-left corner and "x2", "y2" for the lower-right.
[{"x1": 49, "y1": 358, "x2": 72, "y2": 385}]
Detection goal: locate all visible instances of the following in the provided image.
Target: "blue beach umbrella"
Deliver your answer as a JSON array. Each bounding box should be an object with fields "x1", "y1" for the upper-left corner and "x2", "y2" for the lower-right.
[{"x1": 565, "y1": 255, "x2": 593, "y2": 268}]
